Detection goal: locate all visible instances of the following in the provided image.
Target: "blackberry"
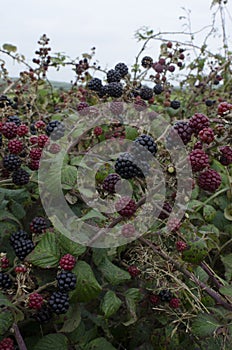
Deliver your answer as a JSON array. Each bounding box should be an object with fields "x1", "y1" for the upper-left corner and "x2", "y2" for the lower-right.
[
  {"x1": 28, "y1": 293, "x2": 44, "y2": 309},
  {"x1": 141, "y1": 56, "x2": 153, "y2": 68},
  {"x1": 167, "y1": 121, "x2": 193, "y2": 146},
  {"x1": 13, "y1": 239, "x2": 35, "y2": 260},
  {"x1": 153, "y1": 84, "x2": 163, "y2": 95},
  {"x1": 107, "y1": 82, "x2": 123, "y2": 98},
  {"x1": 106, "y1": 69, "x2": 121, "y2": 83},
  {"x1": 115, "y1": 196, "x2": 137, "y2": 217},
  {"x1": 17, "y1": 124, "x2": 29, "y2": 136},
  {"x1": 8, "y1": 139, "x2": 23, "y2": 154},
  {"x1": 198, "y1": 169, "x2": 221, "y2": 192},
  {"x1": 189, "y1": 149, "x2": 209, "y2": 172},
  {"x1": 218, "y1": 101, "x2": 232, "y2": 116},
  {"x1": 128, "y1": 265, "x2": 140, "y2": 277},
  {"x1": 134, "y1": 99, "x2": 147, "y2": 111},
  {"x1": 2, "y1": 122, "x2": 18, "y2": 139},
  {"x1": 115, "y1": 152, "x2": 141, "y2": 179},
  {"x1": 3, "y1": 154, "x2": 21, "y2": 171},
  {"x1": 34, "y1": 305, "x2": 53, "y2": 323},
  {"x1": 12, "y1": 168, "x2": 30, "y2": 185},
  {"x1": 153, "y1": 63, "x2": 164, "y2": 73},
  {"x1": 48, "y1": 291, "x2": 69, "y2": 314},
  {"x1": 176, "y1": 241, "x2": 187, "y2": 252},
  {"x1": 205, "y1": 99, "x2": 215, "y2": 107},
  {"x1": 0, "y1": 337, "x2": 14, "y2": 350},
  {"x1": 169, "y1": 298, "x2": 180, "y2": 308},
  {"x1": 7, "y1": 115, "x2": 21, "y2": 126},
  {"x1": 158, "y1": 202, "x2": 172, "y2": 220},
  {"x1": 159, "y1": 289, "x2": 173, "y2": 302},
  {"x1": 29, "y1": 148, "x2": 42, "y2": 160},
  {"x1": 57, "y1": 271, "x2": 77, "y2": 292},
  {"x1": 38, "y1": 134, "x2": 49, "y2": 148},
  {"x1": 0, "y1": 256, "x2": 9, "y2": 269},
  {"x1": 28, "y1": 159, "x2": 40, "y2": 171},
  {"x1": 198, "y1": 127, "x2": 214, "y2": 144},
  {"x1": 149, "y1": 294, "x2": 160, "y2": 305},
  {"x1": 114, "y1": 62, "x2": 128, "y2": 77},
  {"x1": 121, "y1": 223, "x2": 136, "y2": 238},
  {"x1": 97, "y1": 85, "x2": 108, "y2": 98},
  {"x1": 0, "y1": 94, "x2": 11, "y2": 108},
  {"x1": 10, "y1": 230, "x2": 29, "y2": 245},
  {"x1": 109, "y1": 101, "x2": 124, "y2": 115},
  {"x1": 93, "y1": 126, "x2": 103, "y2": 136},
  {"x1": 30, "y1": 216, "x2": 47, "y2": 234},
  {"x1": 189, "y1": 113, "x2": 210, "y2": 134},
  {"x1": 170, "y1": 100, "x2": 181, "y2": 109},
  {"x1": 87, "y1": 78, "x2": 103, "y2": 91},
  {"x1": 30, "y1": 123, "x2": 37, "y2": 135},
  {"x1": 46, "y1": 120, "x2": 65, "y2": 140},
  {"x1": 0, "y1": 272, "x2": 12, "y2": 289},
  {"x1": 133, "y1": 134, "x2": 157, "y2": 156},
  {"x1": 59, "y1": 254, "x2": 76, "y2": 271},
  {"x1": 77, "y1": 102, "x2": 89, "y2": 116},
  {"x1": 102, "y1": 173, "x2": 121, "y2": 193},
  {"x1": 219, "y1": 146, "x2": 232, "y2": 166},
  {"x1": 139, "y1": 86, "x2": 153, "y2": 101}
]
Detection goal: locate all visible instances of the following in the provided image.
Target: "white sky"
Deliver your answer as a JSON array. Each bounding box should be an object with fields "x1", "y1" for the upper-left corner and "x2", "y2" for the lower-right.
[{"x1": 1, "y1": 0, "x2": 232, "y2": 81}]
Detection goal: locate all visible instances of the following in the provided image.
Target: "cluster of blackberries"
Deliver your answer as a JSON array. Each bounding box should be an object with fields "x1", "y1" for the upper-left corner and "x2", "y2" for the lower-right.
[
  {"x1": 10, "y1": 229, "x2": 34, "y2": 260},
  {"x1": 149, "y1": 289, "x2": 180, "y2": 309}
]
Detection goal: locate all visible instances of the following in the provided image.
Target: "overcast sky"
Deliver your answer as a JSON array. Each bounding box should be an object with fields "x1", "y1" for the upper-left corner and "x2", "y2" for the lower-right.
[{"x1": 1, "y1": 0, "x2": 232, "y2": 81}]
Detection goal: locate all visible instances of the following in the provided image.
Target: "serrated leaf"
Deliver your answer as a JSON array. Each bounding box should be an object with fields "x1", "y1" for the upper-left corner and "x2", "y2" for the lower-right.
[
  {"x1": 58, "y1": 234, "x2": 86, "y2": 257},
  {"x1": 33, "y1": 334, "x2": 68, "y2": 350},
  {"x1": 26, "y1": 232, "x2": 61, "y2": 268},
  {"x1": 59, "y1": 304, "x2": 81, "y2": 333},
  {"x1": 203, "y1": 205, "x2": 216, "y2": 222},
  {"x1": 0, "y1": 310, "x2": 14, "y2": 335},
  {"x1": 101, "y1": 291, "x2": 122, "y2": 318},
  {"x1": 71, "y1": 261, "x2": 102, "y2": 302},
  {"x1": 85, "y1": 337, "x2": 116, "y2": 350},
  {"x1": 192, "y1": 313, "x2": 219, "y2": 337},
  {"x1": 2, "y1": 43, "x2": 17, "y2": 52},
  {"x1": 98, "y1": 258, "x2": 131, "y2": 285}
]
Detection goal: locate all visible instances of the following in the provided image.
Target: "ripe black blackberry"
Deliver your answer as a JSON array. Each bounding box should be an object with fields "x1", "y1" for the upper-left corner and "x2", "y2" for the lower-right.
[
  {"x1": 34, "y1": 306, "x2": 53, "y2": 323},
  {"x1": 114, "y1": 62, "x2": 128, "y2": 77},
  {"x1": 3, "y1": 154, "x2": 22, "y2": 171},
  {"x1": 30, "y1": 216, "x2": 47, "y2": 234},
  {"x1": 7, "y1": 115, "x2": 21, "y2": 126},
  {"x1": 159, "y1": 289, "x2": 173, "y2": 302},
  {"x1": 153, "y1": 84, "x2": 163, "y2": 95},
  {"x1": 13, "y1": 239, "x2": 35, "y2": 260},
  {"x1": 12, "y1": 168, "x2": 30, "y2": 185},
  {"x1": 48, "y1": 291, "x2": 69, "y2": 314},
  {"x1": 56, "y1": 271, "x2": 77, "y2": 292},
  {"x1": 205, "y1": 99, "x2": 215, "y2": 107},
  {"x1": 87, "y1": 78, "x2": 103, "y2": 91},
  {"x1": 170, "y1": 100, "x2": 181, "y2": 109},
  {"x1": 133, "y1": 134, "x2": 157, "y2": 156},
  {"x1": 0, "y1": 94, "x2": 11, "y2": 108},
  {"x1": 102, "y1": 173, "x2": 121, "y2": 193},
  {"x1": 167, "y1": 121, "x2": 193, "y2": 146},
  {"x1": 139, "y1": 86, "x2": 153, "y2": 101},
  {"x1": 0, "y1": 272, "x2": 12, "y2": 289},
  {"x1": 97, "y1": 85, "x2": 108, "y2": 98},
  {"x1": 115, "y1": 152, "x2": 141, "y2": 179},
  {"x1": 107, "y1": 82, "x2": 123, "y2": 98},
  {"x1": 10, "y1": 230, "x2": 29, "y2": 246},
  {"x1": 0, "y1": 134, "x2": 2, "y2": 147},
  {"x1": 141, "y1": 56, "x2": 153, "y2": 68},
  {"x1": 46, "y1": 120, "x2": 65, "y2": 140},
  {"x1": 106, "y1": 69, "x2": 121, "y2": 83}
]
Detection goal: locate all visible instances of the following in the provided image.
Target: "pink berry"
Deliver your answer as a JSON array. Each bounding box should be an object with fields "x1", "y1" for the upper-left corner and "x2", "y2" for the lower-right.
[
  {"x1": 35, "y1": 120, "x2": 46, "y2": 129},
  {"x1": 0, "y1": 256, "x2": 9, "y2": 269},
  {"x1": 176, "y1": 241, "x2": 187, "y2": 252}
]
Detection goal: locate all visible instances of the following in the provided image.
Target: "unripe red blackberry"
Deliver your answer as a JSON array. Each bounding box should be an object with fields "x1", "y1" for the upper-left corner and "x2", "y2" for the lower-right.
[
  {"x1": 49, "y1": 143, "x2": 61, "y2": 154},
  {"x1": 134, "y1": 98, "x2": 147, "y2": 111},
  {"x1": 115, "y1": 196, "x2": 137, "y2": 217},
  {"x1": 169, "y1": 297, "x2": 180, "y2": 308},
  {"x1": 102, "y1": 173, "x2": 121, "y2": 193},
  {"x1": 193, "y1": 141, "x2": 203, "y2": 150},
  {"x1": 29, "y1": 136, "x2": 38, "y2": 145},
  {"x1": 30, "y1": 216, "x2": 47, "y2": 234},
  {"x1": 93, "y1": 126, "x2": 103, "y2": 136},
  {"x1": 0, "y1": 337, "x2": 14, "y2": 350},
  {"x1": 77, "y1": 102, "x2": 89, "y2": 116},
  {"x1": 28, "y1": 159, "x2": 40, "y2": 171},
  {"x1": 15, "y1": 265, "x2": 27, "y2": 274},
  {"x1": 167, "y1": 121, "x2": 193, "y2": 146},
  {"x1": 149, "y1": 294, "x2": 160, "y2": 305},
  {"x1": 198, "y1": 127, "x2": 214, "y2": 144},
  {"x1": 158, "y1": 202, "x2": 172, "y2": 220},
  {"x1": 167, "y1": 218, "x2": 181, "y2": 232},
  {"x1": 17, "y1": 124, "x2": 29, "y2": 137},
  {"x1": 219, "y1": 146, "x2": 232, "y2": 165},
  {"x1": 2, "y1": 122, "x2": 18, "y2": 139},
  {"x1": 59, "y1": 254, "x2": 76, "y2": 270},
  {"x1": 35, "y1": 120, "x2": 46, "y2": 129},
  {"x1": 198, "y1": 169, "x2": 221, "y2": 192},
  {"x1": 8, "y1": 139, "x2": 23, "y2": 154},
  {"x1": 38, "y1": 134, "x2": 49, "y2": 148},
  {"x1": 28, "y1": 293, "x2": 44, "y2": 309},
  {"x1": 29, "y1": 148, "x2": 42, "y2": 160},
  {"x1": 141, "y1": 56, "x2": 153, "y2": 68},
  {"x1": 167, "y1": 41, "x2": 172, "y2": 48},
  {"x1": 153, "y1": 63, "x2": 164, "y2": 73},
  {"x1": 128, "y1": 265, "x2": 140, "y2": 277},
  {"x1": 0, "y1": 255, "x2": 9, "y2": 269},
  {"x1": 189, "y1": 113, "x2": 210, "y2": 134},
  {"x1": 217, "y1": 101, "x2": 232, "y2": 116},
  {"x1": 3, "y1": 154, "x2": 22, "y2": 171},
  {"x1": 176, "y1": 241, "x2": 187, "y2": 252},
  {"x1": 121, "y1": 223, "x2": 136, "y2": 238},
  {"x1": 189, "y1": 149, "x2": 209, "y2": 172}
]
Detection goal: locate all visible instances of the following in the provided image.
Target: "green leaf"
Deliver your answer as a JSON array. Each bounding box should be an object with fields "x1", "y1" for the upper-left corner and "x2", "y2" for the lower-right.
[
  {"x1": 33, "y1": 334, "x2": 68, "y2": 350},
  {"x1": 58, "y1": 234, "x2": 86, "y2": 257},
  {"x1": 0, "y1": 310, "x2": 14, "y2": 335},
  {"x1": 81, "y1": 209, "x2": 106, "y2": 221},
  {"x1": 9, "y1": 201, "x2": 26, "y2": 220},
  {"x1": 59, "y1": 304, "x2": 81, "y2": 333},
  {"x1": 101, "y1": 291, "x2": 122, "y2": 318},
  {"x1": 124, "y1": 288, "x2": 141, "y2": 301},
  {"x1": 26, "y1": 232, "x2": 61, "y2": 268},
  {"x1": 219, "y1": 285, "x2": 232, "y2": 297},
  {"x1": 203, "y1": 205, "x2": 217, "y2": 222},
  {"x1": 71, "y1": 261, "x2": 102, "y2": 302},
  {"x1": 85, "y1": 337, "x2": 116, "y2": 350},
  {"x1": 61, "y1": 165, "x2": 77, "y2": 189},
  {"x1": 2, "y1": 43, "x2": 17, "y2": 52},
  {"x1": 192, "y1": 313, "x2": 219, "y2": 337},
  {"x1": 98, "y1": 258, "x2": 131, "y2": 285},
  {"x1": 0, "y1": 291, "x2": 14, "y2": 307},
  {"x1": 221, "y1": 254, "x2": 232, "y2": 281}
]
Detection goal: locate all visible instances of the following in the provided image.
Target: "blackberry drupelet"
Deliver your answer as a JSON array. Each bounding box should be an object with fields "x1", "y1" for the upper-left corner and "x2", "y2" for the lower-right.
[
  {"x1": 13, "y1": 239, "x2": 35, "y2": 260},
  {"x1": 87, "y1": 78, "x2": 103, "y2": 91},
  {"x1": 46, "y1": 120, "x2": 65, "y2": 140},
  {"x1": 56, "y1": 271, "x2": 77, "y2": 292},
  {"x1": 3, "y1": 154, "x2": 21, "y2": 171},
  {"x1": 48, "y1": 291, "x2": 69, "y2": 314},
  {"x1": 159, "y1": 289, "x2": 173, "y2": 302},
  {"x1": 153, "y1": 84, "x2": 163, "y2": 95},
  {"x1": 115, "y1": 152, "x2": 141, "y2": 179},
  {"x1": 30, "y1": 216, "x2": 47, "y2": 234},
  {"x1": 139, "y1": 86, "x2": 153, "y2": 101},
  {"x1": 12, "y1": 168, "x2": 30, "y2": 185},
  {"x1": 114, "y1": 62, "x2": 128, "y2": 77},
  {"x1": 106, "y1": 69, "x2": 121, "y2": 83},
  {"x1": 102, "y1": 173, "x2": 121, "y2": 193},
  {"x1": 0, "y1": 272, "x2": 12, "y2": 289},
  {"x1": 170, "y1": 100, "x2": 181, "y2": 109},
  {"x1": 107, "y1": 82, "x2": 123, "y2": 98},
  {"x1": 141, "y1": 56, "x2": 153, "y2": 68}
]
